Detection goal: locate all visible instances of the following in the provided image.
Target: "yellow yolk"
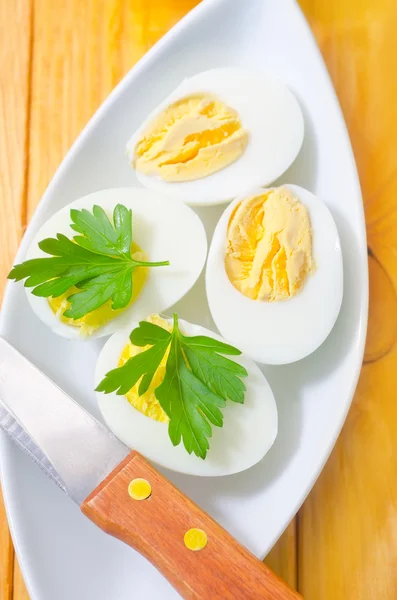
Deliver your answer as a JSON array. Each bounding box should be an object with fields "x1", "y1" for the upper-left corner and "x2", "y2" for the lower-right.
[
  {"x1": 48, "y1": 243, "x2": 148, "y2": 337},
  {"x1": 119, "y1": 314, "x2": 170, "y2": 423},
  {"x1": 133, "y1": 94, "x2": 249, "y2": 182},
  {"x1": 225, "y1": 188, "x2": 314, "y2": 302}
]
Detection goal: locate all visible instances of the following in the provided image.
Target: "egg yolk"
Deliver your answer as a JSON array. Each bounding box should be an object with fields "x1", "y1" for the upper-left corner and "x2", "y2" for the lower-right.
[
  {"x1": 133, "y1": 94, "x2": 249, "y2": 182},
  {"x1": 119, "y1": 314, "x2": 170, "y2": 423},
  {"x1": 48, "y1": 243, "x2": 148, "y2": 337},
  {"x1": 225, "y1": 188, "x2": 314, "y2": 302}
]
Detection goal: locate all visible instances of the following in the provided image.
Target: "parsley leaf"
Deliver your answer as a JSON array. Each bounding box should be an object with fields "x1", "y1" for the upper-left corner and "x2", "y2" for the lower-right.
[
  {"x1": 70, "y1": 204, "x2": 132, "y2": 258},
  {"x1": 8, "y1": 204, "x2": 169, "y2": 320},
  {"x1": 96, "y1": 314, "x2": 248, "y2": 459}
]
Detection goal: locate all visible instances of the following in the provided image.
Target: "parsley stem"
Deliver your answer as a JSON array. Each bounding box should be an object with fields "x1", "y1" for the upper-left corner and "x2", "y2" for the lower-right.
[{"x1": 133, "y1": 259, "x2": 170, "y2": 267}]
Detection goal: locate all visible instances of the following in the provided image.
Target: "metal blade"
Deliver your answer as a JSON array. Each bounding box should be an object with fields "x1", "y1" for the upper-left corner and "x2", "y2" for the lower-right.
[
  {"x1": 0, "y1": 403, "x2": 68, "y2": 493},
  {"x1": 0, "y1": 337, "x2": 129, "y2": 504}
]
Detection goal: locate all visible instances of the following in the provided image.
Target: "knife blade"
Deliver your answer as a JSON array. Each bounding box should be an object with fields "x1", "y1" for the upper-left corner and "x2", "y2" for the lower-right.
[
  {"x1": 0, "y1": 337, "x2": 129, "y2": 503},
  {"x1": 0, "y1": 403, "x2": 67, "y2": 493},
  {"x1": 0, "y1": 336, "x2": 301, "y2": 600}
]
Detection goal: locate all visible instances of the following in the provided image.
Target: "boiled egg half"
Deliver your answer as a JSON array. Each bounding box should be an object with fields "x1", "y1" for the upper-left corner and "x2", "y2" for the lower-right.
[
  {"x1": 23, "y1": 188, "x2": 207, "y2": 339},
  {"x1": 206, "y1": 185, "x2": 343, "y2": 364},
  {"x1": 95, "y1": 315, "x2": 278, "y2": 476},
  {"x1": 127, "y1": 68, "x2": 304, "y2": 206}
]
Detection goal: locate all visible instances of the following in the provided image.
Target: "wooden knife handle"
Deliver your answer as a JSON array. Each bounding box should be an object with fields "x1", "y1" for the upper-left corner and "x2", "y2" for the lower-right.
[{"x1": 81, "y1": 451, "x2": 301, "y2": 600}]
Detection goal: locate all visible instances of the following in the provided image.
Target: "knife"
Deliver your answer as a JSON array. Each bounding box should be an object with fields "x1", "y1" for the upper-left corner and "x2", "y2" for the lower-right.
[{"x1": 0, "y1": 337, "x2": 301, "y2": 600}]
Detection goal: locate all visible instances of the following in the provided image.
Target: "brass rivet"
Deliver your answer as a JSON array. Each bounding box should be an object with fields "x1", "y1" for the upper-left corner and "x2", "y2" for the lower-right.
[
  {"x1": 184, "y1": 528, "x2": 208, "y2": 551},
  {"x1": 128, "y1": 478, "x2": 152, "y2": 500}
]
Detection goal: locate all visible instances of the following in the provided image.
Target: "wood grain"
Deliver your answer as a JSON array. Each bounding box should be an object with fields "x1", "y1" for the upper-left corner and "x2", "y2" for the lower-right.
[
  {"x1": 1, "y1": 0, "x2": 396, "y2": 599},
  {"x1": 82, "y1": 451, "x2": 301, "y2": 600},
  {"x1": 0, "y1": 0, "x2": 32, "y2": 598},
  {"x1": 266, "y1": 522, "x2": 297, "y2": 590},
  {"x1": 299, "y1": 1, "x2": 397, "y2": 598},
  {"x1": 0, "y1": 489, "x2": 14, "y2": 600},
  {"x1": 12, "y1": 565, "x2": 30, "y2": 600},
  {"x1": 0, "y1": 0, "x2": 32, "y2": 298}
]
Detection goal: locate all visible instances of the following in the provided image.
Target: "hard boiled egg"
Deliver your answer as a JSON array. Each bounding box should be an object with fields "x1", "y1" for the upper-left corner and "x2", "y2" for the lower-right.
[
  {"x1": 206, "y1": 185, "x2": 343, "y2": 364},
  {"x1": 95, "y1": 315, "x2": 278, "y2": 476},
  {"x1": 127, "y1": 68, "x2": 304, "y2": 206},
  {"x1": 24, "y1": 188, "x2": 207, "y2": 339}
]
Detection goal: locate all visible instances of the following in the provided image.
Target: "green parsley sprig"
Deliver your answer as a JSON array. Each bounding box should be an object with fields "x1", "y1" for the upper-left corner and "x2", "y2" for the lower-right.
[
  {"x1": 96, "y1": 314, "x2": 248, "y2": 459},
  {"x1": 8, "y1": 204, "x2": 169, "y2": 319}
]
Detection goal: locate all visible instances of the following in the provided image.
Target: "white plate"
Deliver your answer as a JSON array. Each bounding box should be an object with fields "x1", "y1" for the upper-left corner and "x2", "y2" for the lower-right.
[{"x1": 0, "y1": 0, "x2": 368, "y2": 598}]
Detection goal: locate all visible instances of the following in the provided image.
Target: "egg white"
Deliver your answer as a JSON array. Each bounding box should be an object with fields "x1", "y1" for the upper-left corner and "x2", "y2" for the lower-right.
[
  {"x1": 24, "y1": 188, "x2": 207, "y2": 339},
  {"x1": 127, "y1": 68, "x2": 304, "y2": 206},
  {"x1": 206, "y1": 185, "x2": 344, "y2": 365},
  {"x1": 95, "y1": 318, "x2": 278, "y2": 476}
]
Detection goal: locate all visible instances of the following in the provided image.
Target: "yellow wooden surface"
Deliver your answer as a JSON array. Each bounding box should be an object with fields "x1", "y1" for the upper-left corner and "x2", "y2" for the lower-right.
[
  {"x1": 0, "y1": 1, "x2": 396, "y2": 598},
  {"x1": 0, "y1": 0, "x2": 32, "y2": 597},
  {"x1": 298, "y1": 1, "x2": 397, "y2": 598}
]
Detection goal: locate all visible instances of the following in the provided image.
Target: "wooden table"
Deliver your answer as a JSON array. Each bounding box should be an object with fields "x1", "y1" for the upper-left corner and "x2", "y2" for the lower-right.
[{"x1": 1, "y1": 1, "x2": 396, "y2": 598}]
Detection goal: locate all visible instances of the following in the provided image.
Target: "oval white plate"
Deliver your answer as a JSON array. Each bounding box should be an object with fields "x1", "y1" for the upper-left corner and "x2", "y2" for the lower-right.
[{"x1": 0, "y1": 0, "x2": 368, "y2": 598}]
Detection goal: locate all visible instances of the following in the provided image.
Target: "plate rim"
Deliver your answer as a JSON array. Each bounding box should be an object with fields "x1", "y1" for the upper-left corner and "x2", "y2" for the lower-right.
[{"x1": 0, "y1": 0, "x2": 368, "y2": 597}]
